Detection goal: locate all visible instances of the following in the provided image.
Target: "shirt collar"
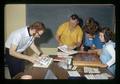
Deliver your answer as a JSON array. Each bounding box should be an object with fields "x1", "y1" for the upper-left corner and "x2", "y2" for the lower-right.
[
  {"x1": 27, "y1": 27, "x2": 31, "y2": 36},
  {"x1": 104, "y1": 40, "x2": 115, "y2": 47},
  {"x1": 24, "y1": 26, "x2": 31, "y2": 37}
]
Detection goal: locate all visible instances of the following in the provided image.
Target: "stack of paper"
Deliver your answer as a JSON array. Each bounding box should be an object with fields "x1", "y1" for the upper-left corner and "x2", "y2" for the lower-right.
[
  {"x1": 84, "y1": 67, "x2": 100, "y2": 73},
  {"x1": 57, "y1": 45, "x2": 78, "y2": 55},
  {"x1": 33, "y1": 56, "x2": 53, "y2": 68}
]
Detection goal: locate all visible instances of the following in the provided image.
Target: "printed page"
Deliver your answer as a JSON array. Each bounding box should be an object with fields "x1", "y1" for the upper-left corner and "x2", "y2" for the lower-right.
[
  {"x1": 85, "y1": 73, "x2": 109, "y2": 79},
  {"x1": 84, "y1": 67, "x2": 100, "y2": 73},
  {"x1": 33, "y1": 56, "x2": 53, "y2": 68}
]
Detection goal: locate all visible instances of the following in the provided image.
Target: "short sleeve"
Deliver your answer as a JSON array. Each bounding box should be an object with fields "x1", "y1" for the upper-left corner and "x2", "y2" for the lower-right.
[
  {"x1": 11, "y1": 33, "x2": 21, "y2": 46},
  {"x1": 56, "y1": 23, "x2": 66, "y2": 36},
  {"x1": 106, "y1": 44, "x2": 115, "y2": 67}
]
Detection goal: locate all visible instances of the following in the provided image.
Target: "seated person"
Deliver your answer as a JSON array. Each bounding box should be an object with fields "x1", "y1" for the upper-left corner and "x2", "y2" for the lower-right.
[
  {"x1": 82, "y1": 17, "x2": 103, "y2": 51},
  {"x1": 5, "y1": 21, "x2": 45, "y2": 78},
  {"x1": 88, "y1": 27, "x2": 115, "y2": 76},
  {"x1": 56, "y1": 14, "x2": 83, "y2": 50}
]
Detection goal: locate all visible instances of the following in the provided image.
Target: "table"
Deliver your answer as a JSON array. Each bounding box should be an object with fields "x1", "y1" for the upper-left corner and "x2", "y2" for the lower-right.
[
  {"x1": 73, "y1": 52, "x2": 106, "y2": 67},
  {"x1": 12, "y1": 52, "x2": 114, "y2": 79}
]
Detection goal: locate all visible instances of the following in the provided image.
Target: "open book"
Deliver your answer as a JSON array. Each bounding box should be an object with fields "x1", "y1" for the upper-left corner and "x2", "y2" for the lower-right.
[
  {"x1": 33, "y1": 56, "x2": 53, "y2": 68},
  {"x1": 57, "y1": 45, "x2": 78, "y2": 55}
]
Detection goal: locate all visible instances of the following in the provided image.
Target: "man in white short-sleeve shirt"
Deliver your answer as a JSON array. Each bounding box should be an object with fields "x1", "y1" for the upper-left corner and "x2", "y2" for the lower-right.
[{"x1": 5, "y1": 21, "x2": 45, "y2": 78}]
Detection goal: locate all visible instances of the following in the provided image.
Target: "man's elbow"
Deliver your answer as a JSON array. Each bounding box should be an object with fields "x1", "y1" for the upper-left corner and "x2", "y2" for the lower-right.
[{"x1": 9, "y1": 50, "x2": 16, "y2": 56}]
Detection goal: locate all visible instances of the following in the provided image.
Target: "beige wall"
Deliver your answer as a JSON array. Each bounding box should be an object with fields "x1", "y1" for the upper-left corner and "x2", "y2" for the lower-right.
[
  {"x1": 5, "y1": 4, "x2": 26, "y2": 41},
  {"x1": 4, "y1": 4, "x2": 33, "y2": 55}
]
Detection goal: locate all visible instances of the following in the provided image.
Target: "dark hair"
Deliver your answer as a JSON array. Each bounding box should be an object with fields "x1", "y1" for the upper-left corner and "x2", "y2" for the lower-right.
[
  {"x1": 85, "y1": 17, "x2": 95, "y2": 26},
  {"x1": 70, "y1": 14, "x2": 83, "y2": 27},
  {"x1": 30, "y1": 21, "x2": 46, "y2": 31},
  {"x1": 70, "y1": 14, "x2": 79, "y2": 20},
  {"x1": 83, "y1": 17, "x2": 101, "y2": 35},
  {"x1": 99, "y1": 27, "x2": 115, "y2": 42},
  {"x1": 84, "y1": 26, "x2": 94, "y2": 36},
  {"x1": 83, "y1": 24, "x2": 98, "y2": 36}
]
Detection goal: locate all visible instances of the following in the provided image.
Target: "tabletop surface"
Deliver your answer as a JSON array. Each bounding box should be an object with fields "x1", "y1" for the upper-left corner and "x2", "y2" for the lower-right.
[{"x1": 13, "y1": 52, "x2": 114, "y2": 79}]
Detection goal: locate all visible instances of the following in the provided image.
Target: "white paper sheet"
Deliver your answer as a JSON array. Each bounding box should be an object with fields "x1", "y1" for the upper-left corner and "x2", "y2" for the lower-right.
[
  {"x1": 33, "y1": 56, "x2": 53, "y2": 68},
  {"x1": 57, "y1": 45, "x2": 78, "y2": 55},
  {"x1": 84, "y1": 67, "x2": 100, "y2": 73},
  {"x1": 68, "y1": 71, "x2": 80, "y2": 77},
  {"x1": 84, "y1": 73, "x2": 109, "y2": 79}
]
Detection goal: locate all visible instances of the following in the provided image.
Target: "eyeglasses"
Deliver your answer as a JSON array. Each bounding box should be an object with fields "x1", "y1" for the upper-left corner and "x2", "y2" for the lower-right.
[{"x1": 37, "y1": 32, "x2": 41, "y2": 37}]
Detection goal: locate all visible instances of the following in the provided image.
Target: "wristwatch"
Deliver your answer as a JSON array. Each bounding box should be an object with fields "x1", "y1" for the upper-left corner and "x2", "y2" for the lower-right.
[{"x1": 39, "y1": 52, "x2": 43, "y2": 56}]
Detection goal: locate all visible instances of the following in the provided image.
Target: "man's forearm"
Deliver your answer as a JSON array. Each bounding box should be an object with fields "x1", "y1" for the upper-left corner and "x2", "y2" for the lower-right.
[
  {"x1": 30, "y1": 43, "x2": 42, "y2": 56},
  {"x1": 56, "y1": 35, "x2": 62, "y2": 45},
  {"x1": 9, "y1": 50, "x2": 30, "y2": 61}
]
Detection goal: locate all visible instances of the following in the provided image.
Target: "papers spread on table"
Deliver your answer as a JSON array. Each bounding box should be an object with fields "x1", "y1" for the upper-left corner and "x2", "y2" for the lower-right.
[
  {"x1": 33, "y1": 56, "x2": 53, "y2": 68},
  {"x1": 68, "y1": 71, "x2": 81, "y2": 77},
  {"x1": 84, "y1": 73, "x2": 112, "y2": 79},
  {"x1": 84, "y1": 67, "x2": 112, "y2": 79},
  {"x1": 84, "y1": 67, "x2": 100, "y2": 73},
  {"x1": 57, "y1": 45, "x2": 78, "y2": 55}
]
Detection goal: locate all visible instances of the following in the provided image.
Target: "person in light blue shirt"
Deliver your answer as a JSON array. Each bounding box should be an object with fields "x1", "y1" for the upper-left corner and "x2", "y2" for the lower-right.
[{"x1": 99, "y1": 27, "x2": 115, "y2": 76}]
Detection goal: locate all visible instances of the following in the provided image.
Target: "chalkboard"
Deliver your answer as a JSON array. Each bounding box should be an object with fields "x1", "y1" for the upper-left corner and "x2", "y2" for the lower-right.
[{"x1": 26, "y1": 4, "x2": 115, "y2": 48}]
